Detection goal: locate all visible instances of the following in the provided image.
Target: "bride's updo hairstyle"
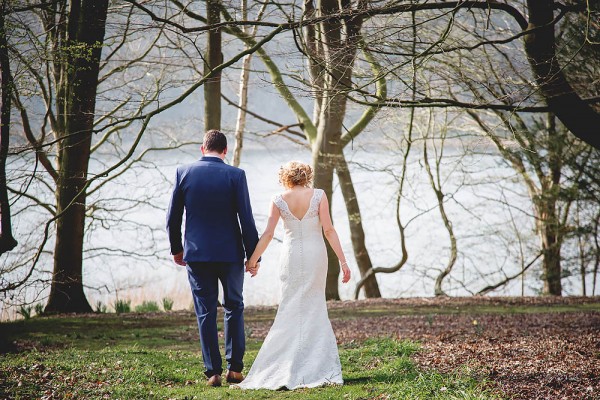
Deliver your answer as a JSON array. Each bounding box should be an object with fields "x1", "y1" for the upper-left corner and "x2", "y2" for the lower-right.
[{"x1": 279, "y1": 161, "x2": 314, "y2": 188}]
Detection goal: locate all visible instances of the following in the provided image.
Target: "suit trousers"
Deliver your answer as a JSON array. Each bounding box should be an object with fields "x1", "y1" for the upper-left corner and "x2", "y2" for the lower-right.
[{"x1": 186, "y1": 262, "x2": 245, "y2": 377}]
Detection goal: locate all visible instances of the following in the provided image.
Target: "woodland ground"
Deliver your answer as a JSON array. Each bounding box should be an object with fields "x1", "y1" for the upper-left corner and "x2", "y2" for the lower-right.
[{"x1": 0, "y1": 296, "x2": 598, "y2": 399}]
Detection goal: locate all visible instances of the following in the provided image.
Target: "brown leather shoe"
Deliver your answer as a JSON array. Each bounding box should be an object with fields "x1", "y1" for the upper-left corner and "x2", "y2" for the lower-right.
[
  {"x1": 206, "y1": 374, "x2": 222, "y2": 387},
  {"x1": 225, "y1": 370, "x2": 244, "y2": 384}
]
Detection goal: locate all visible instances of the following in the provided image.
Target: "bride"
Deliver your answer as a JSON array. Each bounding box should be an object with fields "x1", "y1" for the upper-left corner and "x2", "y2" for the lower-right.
[{"x1": 237, "y1": 161, "x2": 351, "y2": 390}]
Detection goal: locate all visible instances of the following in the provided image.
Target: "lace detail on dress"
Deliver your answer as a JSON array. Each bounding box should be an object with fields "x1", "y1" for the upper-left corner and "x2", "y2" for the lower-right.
[
  {"x1": 304, "y1": 189, "x2": 323, "y2": 220},
  {"x1": 273, "y1": 189, "x2": 323, "y2": 222},
  {"x1": 272, "y1": 194, "x2": 294, "y2": 221}
]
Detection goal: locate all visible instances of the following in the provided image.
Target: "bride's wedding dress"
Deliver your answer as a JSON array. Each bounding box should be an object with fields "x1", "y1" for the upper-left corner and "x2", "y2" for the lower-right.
[{"x1": 237, "y1": 189, "x2": 343, "y2": 390}]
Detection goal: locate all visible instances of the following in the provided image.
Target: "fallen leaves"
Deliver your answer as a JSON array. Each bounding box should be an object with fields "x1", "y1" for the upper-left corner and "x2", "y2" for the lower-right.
[{"x1": 245, "y1": 297, "x2": 599, "y2": 400}]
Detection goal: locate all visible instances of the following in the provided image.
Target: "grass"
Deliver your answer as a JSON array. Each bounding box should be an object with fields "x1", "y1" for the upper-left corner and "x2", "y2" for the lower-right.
[
  {"x1": 16, "y1": 305, "x2": 34, "y2": 320},
  {"x1": 0, "y1": 312, "x2": 498, "y2": 400},
  {"x1": 162, "y1": 297, "x2": 175, "y2": 311},
  {"x1": 94, "y1": 301, "x2": 108, "y2": 314},
  {"x1": 113, "y1": 299, "x2": 132, "y2": 314},
  {"x1": 135, "y1": 301, "x2": 161, "y2": 313}
]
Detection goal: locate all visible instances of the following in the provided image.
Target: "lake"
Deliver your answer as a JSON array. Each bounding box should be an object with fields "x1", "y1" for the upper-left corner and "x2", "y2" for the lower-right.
[{"x1": 1, "y1": 136, "x2": 593, "y2": 319}]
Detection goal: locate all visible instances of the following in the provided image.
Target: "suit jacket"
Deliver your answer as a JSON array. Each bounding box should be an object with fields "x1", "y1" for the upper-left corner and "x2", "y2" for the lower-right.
[{"x1": 166, "y1": 156, "x2": 260, "y2": 263}]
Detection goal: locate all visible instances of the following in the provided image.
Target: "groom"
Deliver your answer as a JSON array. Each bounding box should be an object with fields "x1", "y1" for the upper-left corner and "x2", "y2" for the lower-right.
[{"x1": 166, "y1": 129, "x2": 260, "y2": 387}]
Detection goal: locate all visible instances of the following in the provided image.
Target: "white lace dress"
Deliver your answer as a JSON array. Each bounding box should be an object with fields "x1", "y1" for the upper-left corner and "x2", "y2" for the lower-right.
[{"x1": 236, "y1": 189, "x2": 343, "y2": 390}]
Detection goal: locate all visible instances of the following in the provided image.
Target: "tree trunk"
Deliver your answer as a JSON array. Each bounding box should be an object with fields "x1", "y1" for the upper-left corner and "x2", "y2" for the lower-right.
[
  {"x1": 541, "y1": 231, "x2": 562, "y2": 296},
  {"x1": 578, "y1": 235, "x2": 586, "y2": 297},
  {"x1": 593, "y1": 215, "x2": 599, "y2": 296},
  {"x1": 576, "y1": 205, "x2": 586, "y2": 296},
  {"x1": 204, "y1": 0, "x2": 222, "y2": 132},
  {"x1": 232, "y1": 0, "x2": 251, "y2": 167},
  {"x1": 312, "y1": 92, "x2": 346, "y2": 299},
  {"x1": 311, "y1": 0, "x2": 365, "y2": 300},
  {"x1": 312, "y1": 136, "x2": 340, "y2": 300},
  {"x1": 0, "y1": 2, "x2": 17, "y2": 255},
  {"x1": 336, "y1": 153, "x2": 381, "y2": 297},
  {"x1": 231, "y1": 0, "x2": 269, "y2": 166},
  {"x1": 46, "y1": 0, "x2": 109, "y2": 313},
  {"x1": 524, "y1": 0, "x2": 600, "y2": 149},
  {"x1": 538, "y1": 202, "x2": 562, "y2": 296},
  {"x1": 539, "y1": 114, "x2": 563, "y2": 296},
  {"x1": 232, "y1": 56, "x2": 250, "y2": 167}
]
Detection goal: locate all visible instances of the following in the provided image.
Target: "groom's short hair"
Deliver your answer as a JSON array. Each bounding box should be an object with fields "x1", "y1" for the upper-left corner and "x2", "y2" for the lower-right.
[{"x1": 203, "y1": 129, "x2": 227, "y2": 153}]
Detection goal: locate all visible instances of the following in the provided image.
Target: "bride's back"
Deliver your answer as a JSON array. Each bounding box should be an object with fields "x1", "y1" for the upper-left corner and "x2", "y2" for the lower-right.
[{"x1": 281, "y1": 187, "x2": 316, "y2": 220}]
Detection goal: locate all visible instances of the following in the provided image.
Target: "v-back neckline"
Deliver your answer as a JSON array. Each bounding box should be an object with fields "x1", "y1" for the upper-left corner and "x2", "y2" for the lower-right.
[{"x1": 280, "y1": 189, "x2": 316, "y2": 221}]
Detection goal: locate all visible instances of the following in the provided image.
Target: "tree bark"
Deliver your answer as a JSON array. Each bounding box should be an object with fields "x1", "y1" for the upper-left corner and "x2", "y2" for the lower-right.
[
  {"x1": 46, "y1": 0, "x2": 109, "y2": 313},
  {"x1": 576, "y1": 206, "x2": 586, "y2": 296},
  {"x1": 0, "y1": 2, "x2": 18, "y2": 255},
  {"x1": 536, "y1": 197, "x2": 562, "y2": 296},
  {"x1": 232, "y1": 0, "x2": 251, "y2": 167},
  {"x1": 540, "y1": 220, "x2": 562, "y2": 295},
  {"x1": 204, "y1": 0, "x2": 222, "y2": 132},
  {"x1": 231, "y1": 0, "x2": 269, "y2": 166},
  {"x1": 336, "y1": 153, "x2": 381, "y2": 297},
  {"x1": 524, "y1": 0, "x2": 600, "y2": 149},
  {"x1": 312, "y1": 110, "x2": 342, "y2": 300},
  {"x1": 232, "y1": 55, "x2": 250, "y2": 166},
  {"x1": 593, "y1": 215, "x2": 599, "y2": 296}
]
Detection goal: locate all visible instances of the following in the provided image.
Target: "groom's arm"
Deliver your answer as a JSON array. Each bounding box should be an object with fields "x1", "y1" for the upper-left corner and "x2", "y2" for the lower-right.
[
  {"x1": 235, "y1": 170, "x2": 260, "y2": 261},
  {"x1": 166, "y1": 168, "x2": 185, "y2": 258}
]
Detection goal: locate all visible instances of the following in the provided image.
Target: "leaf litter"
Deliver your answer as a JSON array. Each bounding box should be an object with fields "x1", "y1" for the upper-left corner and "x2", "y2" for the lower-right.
[{"x1": 245, "y1": 296, "x2": 600, "y2": 400}]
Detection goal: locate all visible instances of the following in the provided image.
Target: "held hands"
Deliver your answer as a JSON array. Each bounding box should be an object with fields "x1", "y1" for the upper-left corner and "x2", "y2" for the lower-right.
[
  {"x1": 340, "y1": 261, "x2": 351, "y2": 283},
  {"x1": 173, "y1": 251, "x2": 186, "y2": 266},
  {"x1": 245, "y1": 259, "x2": 260, "y2": 277}
]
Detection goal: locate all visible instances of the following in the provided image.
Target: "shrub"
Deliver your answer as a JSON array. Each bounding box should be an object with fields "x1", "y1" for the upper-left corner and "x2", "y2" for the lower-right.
[
  {"x1": 113, "y1": 299, "x2": 131, "y2": 314},
  {"x1": 94, "y1": 301, "x2": 107, "y2": 313},
  {"x1": 162, "y1": 297, "x2": 174, "y2": 311},
  {"x1": 34, "y1": 303, "x2": 44, "y2": 316},
  {"x1": 135, "y1": 301, "x2": 160, "y2": 313},
  {"x1": 17, "y1": 305, "x2": 33, "y2": 320}
]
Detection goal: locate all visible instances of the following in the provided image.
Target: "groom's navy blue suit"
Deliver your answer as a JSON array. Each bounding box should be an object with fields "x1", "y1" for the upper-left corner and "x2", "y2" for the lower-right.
[{"x1": 167, "y1": 156, "x2": 259, "y2": 377}]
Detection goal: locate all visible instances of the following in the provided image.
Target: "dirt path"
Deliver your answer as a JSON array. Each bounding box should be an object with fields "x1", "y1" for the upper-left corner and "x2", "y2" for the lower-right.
[{"x1": 246, "y1": 297, "x2": 600, "y2": 400}]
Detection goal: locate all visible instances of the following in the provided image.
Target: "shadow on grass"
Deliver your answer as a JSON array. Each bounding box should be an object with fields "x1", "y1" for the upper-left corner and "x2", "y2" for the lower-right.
[{"x1": 343, "y1": 376, "x2": 372, "y2": 384}]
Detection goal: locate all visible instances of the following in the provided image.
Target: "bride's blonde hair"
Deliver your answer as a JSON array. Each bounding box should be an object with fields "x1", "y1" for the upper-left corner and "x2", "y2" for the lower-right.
[{"x1": 278, "y1": 161, "x2": 313, "y2": 188}]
